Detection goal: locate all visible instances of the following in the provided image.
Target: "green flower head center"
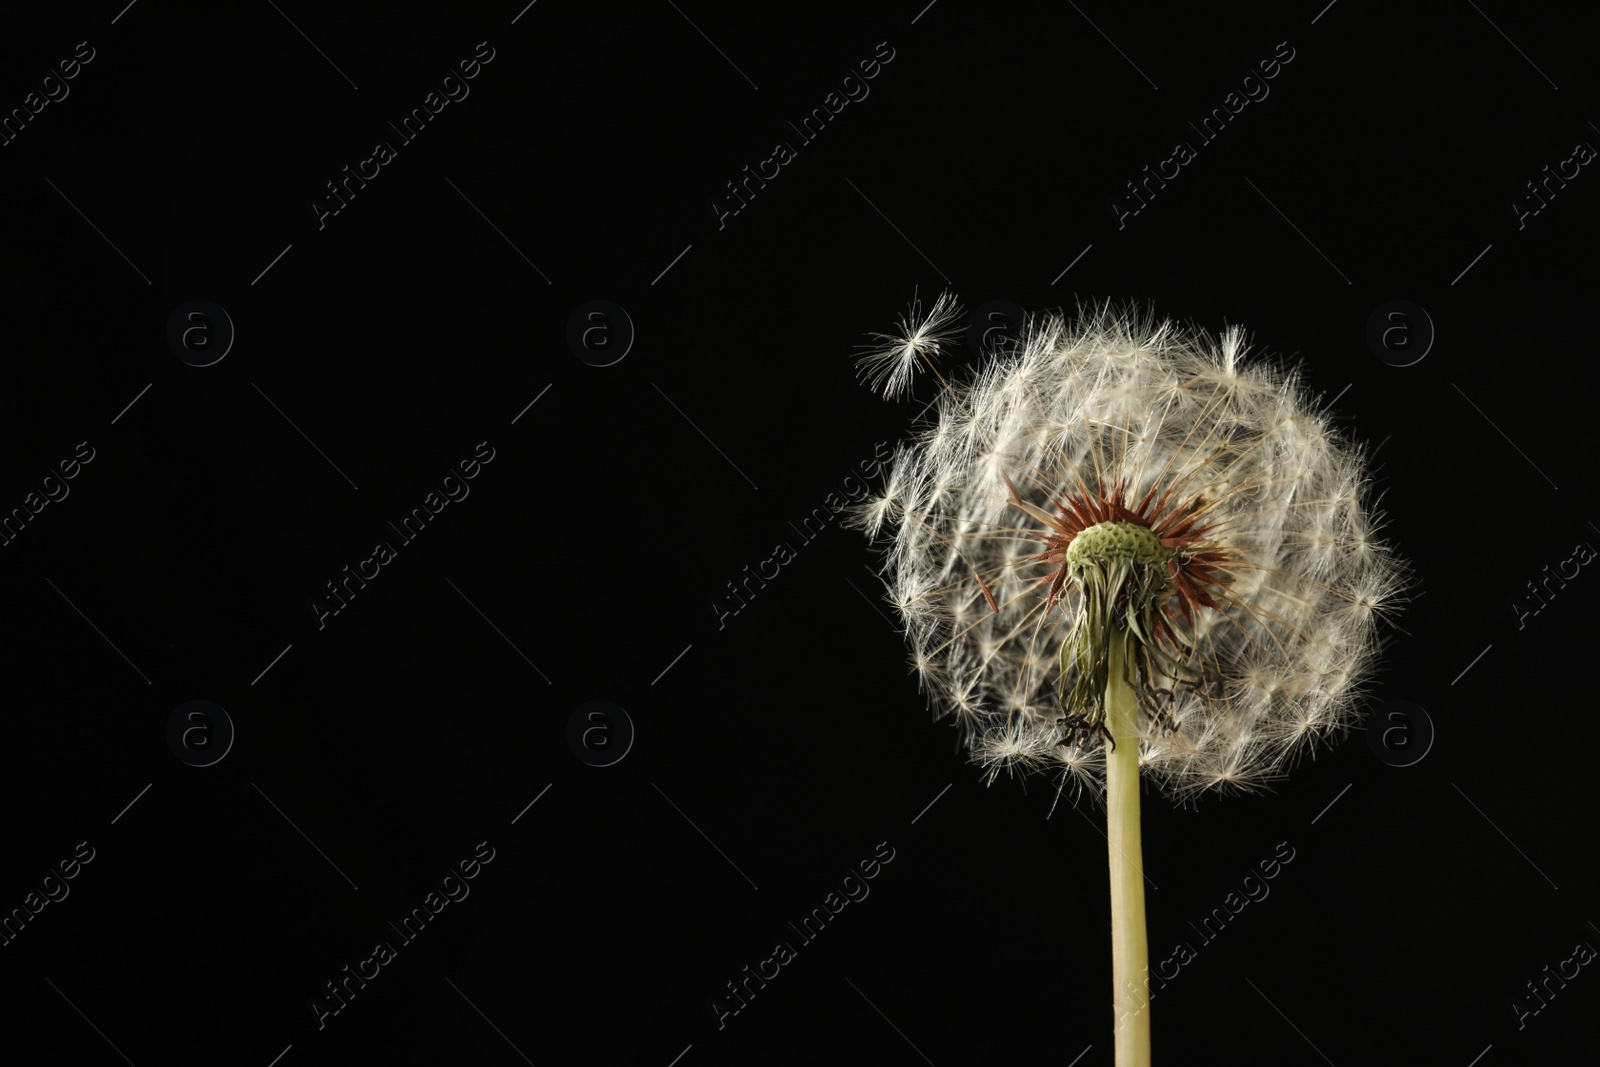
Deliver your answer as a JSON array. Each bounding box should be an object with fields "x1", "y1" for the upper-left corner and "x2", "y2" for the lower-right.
[
  {"x1": 1056, "y1": 521, "x2": 1176, "y2": 744},
  {"x1": 1065, "y1": 521, "x2": 1169, "y2": 574}
]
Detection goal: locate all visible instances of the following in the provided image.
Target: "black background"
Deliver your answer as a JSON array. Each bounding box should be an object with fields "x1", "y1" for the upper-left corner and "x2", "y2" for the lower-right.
[{"x1": 1, "y1": 2, "x2": 1595, "y2": 1065}]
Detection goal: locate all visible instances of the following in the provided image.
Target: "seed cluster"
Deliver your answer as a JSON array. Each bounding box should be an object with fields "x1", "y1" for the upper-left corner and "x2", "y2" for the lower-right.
[{"x1": 852, "y1": 302, "x2": 1413, "y2": 806}]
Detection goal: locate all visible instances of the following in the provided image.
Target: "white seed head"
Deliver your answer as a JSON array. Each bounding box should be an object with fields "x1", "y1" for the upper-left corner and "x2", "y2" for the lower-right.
[{"x1": 850, "y1": 299, "x2": 1415, "y2": 807}]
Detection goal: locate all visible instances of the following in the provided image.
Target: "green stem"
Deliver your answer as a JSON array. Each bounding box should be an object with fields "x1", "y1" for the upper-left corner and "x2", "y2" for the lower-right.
[{"x1": 1106, "y1": 632, "x2": 1151, "y2": 1066}]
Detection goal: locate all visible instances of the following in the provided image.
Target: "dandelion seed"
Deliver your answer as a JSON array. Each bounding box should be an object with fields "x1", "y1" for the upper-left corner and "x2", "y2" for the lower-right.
[
  {"x1": 853, "y1": 290, "x2": 964, "y2": 400},
  {"x1": 850, "y1": 297, "x2": 1414, "y2": 1066}
]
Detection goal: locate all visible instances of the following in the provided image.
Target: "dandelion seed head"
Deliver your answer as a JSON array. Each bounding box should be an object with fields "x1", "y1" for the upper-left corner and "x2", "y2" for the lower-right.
[{"x1": 858, "y1": 298, "x2": 1415, "y2": 806}]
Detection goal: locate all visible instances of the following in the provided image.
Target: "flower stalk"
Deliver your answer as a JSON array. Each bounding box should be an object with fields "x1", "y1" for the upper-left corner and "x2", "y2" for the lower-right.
[{"x1": 1105, "y1": 630, "x2": 1151, "y2": 1067}]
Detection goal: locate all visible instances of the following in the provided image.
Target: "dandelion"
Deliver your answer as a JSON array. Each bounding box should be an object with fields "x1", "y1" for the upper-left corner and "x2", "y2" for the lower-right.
[{"x1": 850, "y1": 297, "x2": 1412, "y2": 1066}]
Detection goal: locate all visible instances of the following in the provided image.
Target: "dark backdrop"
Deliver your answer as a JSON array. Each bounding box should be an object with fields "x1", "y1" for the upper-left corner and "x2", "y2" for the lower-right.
[{"x1": 0, "y1": 3, "x2": 1594, "y2": 1065}]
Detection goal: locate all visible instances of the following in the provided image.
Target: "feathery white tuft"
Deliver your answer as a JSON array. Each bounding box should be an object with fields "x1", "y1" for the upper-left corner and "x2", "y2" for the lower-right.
[{"x1": 854, "y1": 290, "x2": 965, "y2": 399}]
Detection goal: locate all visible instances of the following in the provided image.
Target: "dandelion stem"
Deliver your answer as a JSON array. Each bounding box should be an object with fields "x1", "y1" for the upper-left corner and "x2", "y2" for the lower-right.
[{"x1": 1106, "y1": 631, "x2": 1152, "y2": 1066}]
